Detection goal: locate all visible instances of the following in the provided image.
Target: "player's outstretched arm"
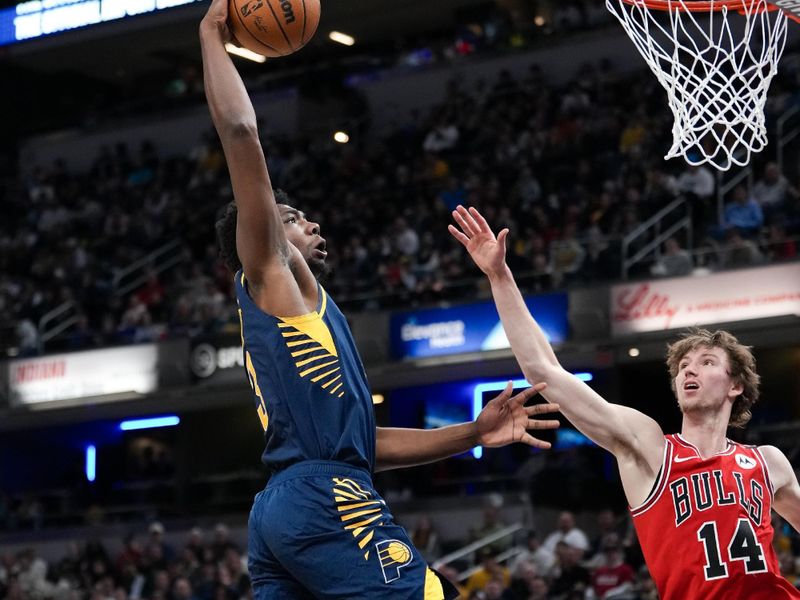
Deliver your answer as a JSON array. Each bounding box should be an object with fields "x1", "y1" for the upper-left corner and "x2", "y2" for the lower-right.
[
  {"x1": 760, "y1": 445, "x2": 800, "y2": 532},
  {"x1": 449, "y1": 206, "x2": 664, "y2": 475},
  {"x1": 374, "y1": 382, "x2": 559, "y2": 472},
  {"x1": 200, "y1": 0, "x2": 306, "y2": 315}
]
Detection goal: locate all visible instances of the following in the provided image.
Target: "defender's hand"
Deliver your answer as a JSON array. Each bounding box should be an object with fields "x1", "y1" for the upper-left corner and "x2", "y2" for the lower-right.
[
  {"x1": 448, "y1": 205, "x2": 509, "y2": 278},
  {"x1": 476, "y1": 382, "x2": 560, "y2": 449}
]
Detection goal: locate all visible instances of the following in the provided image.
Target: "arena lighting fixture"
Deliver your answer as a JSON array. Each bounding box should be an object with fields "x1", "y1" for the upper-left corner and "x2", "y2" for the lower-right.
[
  {"x1": 372, "y1": 394, "x2": 385, "y2": 405},
  {"x1": 629, "y1": 347, "x2": 641, "y2": 358},
  {"x1": 329, "y1": 31, "x2": 355, "y2": 46},
  {"x1": 333, "y1": 131, "x2": 350, "y2": 144},
  {"x1": 471, "y1": 374, "x2": 593, "y2": 458},
  {"x1": 85, "y1": 445, "x2": 96, "y2": 482},
  {"x1": 224, "y1": 43, "x2": 267, "y2": 63},
  {"x1": 119, "y1": 415, "x2": 180, "y2": 431}
]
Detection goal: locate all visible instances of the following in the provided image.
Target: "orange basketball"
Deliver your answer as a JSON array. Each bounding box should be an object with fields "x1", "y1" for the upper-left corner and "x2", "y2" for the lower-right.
[{"x1": 228, "y1": 0, "x2": 320, "y2": 58}]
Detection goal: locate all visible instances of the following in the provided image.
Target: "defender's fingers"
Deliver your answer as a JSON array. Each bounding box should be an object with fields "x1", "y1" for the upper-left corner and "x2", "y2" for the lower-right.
[
  {"x1": 495, "y1": 380, "x2": 514, "y2": 401},
  {"x1": 452, "y1": 209, "x2": 477, "y2": 238},
  {"x1": 521, "y1": 433, "x2": 552, "y2": 449},
  {"x1": 527, "y1": 418, "x2": 561, "y2": 430},
  {"x1": 469, "y1": 206, "x2": 493, "y2": 233},
  {"x1": 448, "y1": 224, "x2": 470, "y2": 247},
  {"x1": 510, "y1": 385, "x2": 538, "y2": 406},
  {"x1": 525, "y1": 402, "x2": 560, "y2": 415},
  {"x1": 456, "y1": 205, "x2": 482, "y2": 236},
  {"x1": 497, "y1": 228, "x2": 509, "y2": 249}
]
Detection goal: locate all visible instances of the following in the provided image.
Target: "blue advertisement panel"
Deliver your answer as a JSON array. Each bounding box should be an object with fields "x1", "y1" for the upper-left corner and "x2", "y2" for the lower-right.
[
  {"x1": 0, "y1": 0, "x2": 203, "y2": 47},
  {"x1": 390, "y1": 293, "x2": 568, "y2": 360}
]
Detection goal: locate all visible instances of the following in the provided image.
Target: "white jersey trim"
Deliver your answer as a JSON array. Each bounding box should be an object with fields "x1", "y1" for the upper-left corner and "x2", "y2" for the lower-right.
[
  {"x1": 630, "y1": 437, "x2": 673, "y2": 517},
  {"x1": 752, "y1": 445, "x2": 776, "y2": 502}
]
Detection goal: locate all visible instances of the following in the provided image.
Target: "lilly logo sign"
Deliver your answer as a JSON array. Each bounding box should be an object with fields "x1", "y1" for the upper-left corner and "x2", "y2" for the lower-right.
[{"x1": 610, "y1": 263, "x2": 800, "y2": 336}]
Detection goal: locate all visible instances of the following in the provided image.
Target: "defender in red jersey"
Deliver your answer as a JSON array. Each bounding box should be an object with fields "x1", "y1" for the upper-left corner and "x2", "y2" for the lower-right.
[{"x1": 450, "y1": 205, "x2": 800, "y2": 600}]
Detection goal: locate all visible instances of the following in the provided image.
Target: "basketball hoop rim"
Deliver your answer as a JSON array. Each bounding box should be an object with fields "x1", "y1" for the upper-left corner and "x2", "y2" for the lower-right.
[{"x1": 619, "y1": 0, "x2": 780, "y2": 13}]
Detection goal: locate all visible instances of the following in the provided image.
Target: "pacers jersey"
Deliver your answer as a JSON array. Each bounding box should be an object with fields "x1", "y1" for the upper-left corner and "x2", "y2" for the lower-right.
[
  {"x1": 235, "y1": 270, "x2": 375, "y2": 474},
  {"x1": 631, "y1": 434, "x2": 800, "y2": 600}
]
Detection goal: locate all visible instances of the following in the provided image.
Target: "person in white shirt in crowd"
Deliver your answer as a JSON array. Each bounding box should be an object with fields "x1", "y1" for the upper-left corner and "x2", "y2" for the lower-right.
[
  {"x1": 542, "y1": 510, "x2": 590, "y2": 558},
  {"x1": 650, "y1": 237, "x2": 693, "y2": 278}
]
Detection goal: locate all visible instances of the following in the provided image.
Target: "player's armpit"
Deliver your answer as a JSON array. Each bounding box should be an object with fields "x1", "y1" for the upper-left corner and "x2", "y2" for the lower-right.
[{"x1": 760, "y1": 445, "x2": 800, "y2": 532}]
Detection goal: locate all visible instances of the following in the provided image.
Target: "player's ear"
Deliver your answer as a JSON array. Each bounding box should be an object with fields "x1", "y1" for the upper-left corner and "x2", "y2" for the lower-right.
[{"x1": 728, "y1": 378, "x2": 744, "y2": 399}]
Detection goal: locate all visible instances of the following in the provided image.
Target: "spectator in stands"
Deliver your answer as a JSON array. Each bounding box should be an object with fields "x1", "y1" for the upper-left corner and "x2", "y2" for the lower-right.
[
  {"x1": 464, "y1": 549, "x2": 511, "y2": 597},
  {"x1": 650, "y1": 237, "x2": 693, "y2": 278},
  {"x1": 185, "y1": 527, "x2": 206, "y2": 563},
  {"x1": 753, "y1": 162, "x2": 798, "y2": 219},
  {"x1": 173, "y1": 576, "x2": 200, "y2": 600},
  {"x1": 720, "y1": 227, "x2": 763, "y2": 269},
  {"x1": 548, "y1": 541, "x2": 591, "y2": 599},
  {"x1": 550, "y1": 224, "x2": 586, "y2": 287},
  {"x1": 764, "y1": 223, "x2": 797, "y2": 262},
  {"x1": 589, "y1": 533, "x2": 635, "y2": 599},
  {"x1": 509, "y1": 530, "x2": 555, "y2": 577},
  {"x1": 211, "y1": 523, "x2": 238, "y2": 560},
  {"x1": 147, "y1": 521, "x2": 176, "y2": 563},
  {"x1": 542, "y1": 511, "x2": 590, "y2": 558},
  {"x1": 470, "y1": 497, "x2": 510, "y2": 554},
  {"x1": 722, "y1": 185, "x2": 764, "y2": 238},
  {"x1": 677, "y1": 164, "x2": 715, "y2": 230},
  {"x1": 410, "y1": 515, "x2": 441, "y2": 562}
]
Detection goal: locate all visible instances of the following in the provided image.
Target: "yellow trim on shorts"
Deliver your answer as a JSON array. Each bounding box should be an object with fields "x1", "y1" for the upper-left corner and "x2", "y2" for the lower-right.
[{"x1": 424, "y1": 568, "x2": 444, "y2": 599}]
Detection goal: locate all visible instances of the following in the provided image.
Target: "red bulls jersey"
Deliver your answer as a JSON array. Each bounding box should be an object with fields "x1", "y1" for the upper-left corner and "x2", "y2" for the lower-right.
[{"x1": 631, "y1": 434, "x2": 800, "y2": 600}]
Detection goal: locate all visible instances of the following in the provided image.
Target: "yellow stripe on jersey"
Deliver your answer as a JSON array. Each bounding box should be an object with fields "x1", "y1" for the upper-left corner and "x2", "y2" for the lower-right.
[
  {"x1": 279, "y1": 313, "x2": 337, "y2": 356},
  {"x1": 311, "y1": 367, "x2": 340, "y2": 384},
  {"x1": 290, "y1": 345, "x2": 325, "y2": 358},
  {"x1": 358, "y1": 530, "x2": 374, "y2": 549},
  {"x1": 295, "y1": 353, "x2": 335, "y2": 368},
  {"x1": 343, "y1": 514, "x2": 382, "y2": 530},
  {"x1": 276, "y1": 304, "x2": 347, "y2": 398},
  {"x1": 340, "y1": 507, "x2": 382, "y2": 521},
  {"x1": 320, "y1": 374, "x2": 342, "y2": 389},
  {"x1": 336, "y1": 500, "x2": 382, "y2": 512}
]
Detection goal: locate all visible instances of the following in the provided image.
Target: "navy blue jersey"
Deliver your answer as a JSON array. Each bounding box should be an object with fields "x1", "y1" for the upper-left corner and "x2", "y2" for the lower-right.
[{"x1": 235, "y1": 270, "x2": 376, "y2": 473}]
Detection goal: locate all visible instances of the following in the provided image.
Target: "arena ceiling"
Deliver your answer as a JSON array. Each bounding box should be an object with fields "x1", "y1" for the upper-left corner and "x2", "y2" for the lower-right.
[{"x1": 0, "y1": 0, "x2": 486, "y2": 83}]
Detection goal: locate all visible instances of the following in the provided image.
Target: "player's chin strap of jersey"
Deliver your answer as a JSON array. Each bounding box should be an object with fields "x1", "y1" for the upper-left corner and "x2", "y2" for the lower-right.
[{"x1": 430, "y1": 568, "x2": 461, "y2": 600}]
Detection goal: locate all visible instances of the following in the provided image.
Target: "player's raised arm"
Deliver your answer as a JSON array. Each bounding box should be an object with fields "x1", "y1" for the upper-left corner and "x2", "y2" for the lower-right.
[
  {"x1": 375, "y1": 382, "x2": 560, "y2": 471},
  {"x1": 449, "y1": 206, "x2": 665, "y2": 500},
  {"x1": 200, "y1": 0, "x2": 306, "y2": 315},
  {"x1": 760, "y1": 445, "x2": 800, "y2": 532}
]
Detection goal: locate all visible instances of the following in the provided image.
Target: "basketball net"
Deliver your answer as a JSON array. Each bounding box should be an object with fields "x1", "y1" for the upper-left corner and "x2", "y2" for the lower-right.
[{"x1": 606, "y1": 0, "x2": 791, "y2": 170}]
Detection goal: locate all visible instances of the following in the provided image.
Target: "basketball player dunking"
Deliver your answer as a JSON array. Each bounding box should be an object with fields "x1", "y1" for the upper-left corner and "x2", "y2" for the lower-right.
[
  {"x1": 450, "y1": 205, "x2": 800, "y2": 600},
  {"x1": 199, "y1": 1, "x2": 561, "y2": 597}
]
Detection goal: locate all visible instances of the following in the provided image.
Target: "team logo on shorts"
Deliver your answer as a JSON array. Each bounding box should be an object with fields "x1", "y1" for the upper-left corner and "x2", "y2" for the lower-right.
[
  {"x1": 735, "y1": 454, "x2": 757, "y2": 469},
  {"x1": 376, "y1": 539, "x2": 413, "y2": 583}
]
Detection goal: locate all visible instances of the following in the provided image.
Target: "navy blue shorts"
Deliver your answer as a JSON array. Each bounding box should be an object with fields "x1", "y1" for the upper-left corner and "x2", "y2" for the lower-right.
[{"x1": 248, "y1": 461, "x2": 455, "y2": 599}]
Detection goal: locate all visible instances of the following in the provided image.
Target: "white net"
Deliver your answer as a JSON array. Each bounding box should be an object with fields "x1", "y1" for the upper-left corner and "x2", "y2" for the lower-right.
[{"x1": 606, "y1": 0, "x2": 788, "y2": 170}]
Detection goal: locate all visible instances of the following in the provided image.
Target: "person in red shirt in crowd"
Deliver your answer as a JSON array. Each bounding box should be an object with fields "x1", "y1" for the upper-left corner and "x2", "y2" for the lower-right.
[{"x1": 590, "y1": 533, "x2": 635, "y2": 599}]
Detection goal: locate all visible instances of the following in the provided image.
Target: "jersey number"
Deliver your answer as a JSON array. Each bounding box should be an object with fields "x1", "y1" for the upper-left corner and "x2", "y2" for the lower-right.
[{"x1": 696, "y1": 519, "x2": 767, "y2": 580}]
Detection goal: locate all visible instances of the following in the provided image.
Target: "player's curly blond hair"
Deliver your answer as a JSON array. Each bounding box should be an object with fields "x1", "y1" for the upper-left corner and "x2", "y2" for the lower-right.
[{"x1": 666, "y1": 328, "x2": 760, "y2": 428}]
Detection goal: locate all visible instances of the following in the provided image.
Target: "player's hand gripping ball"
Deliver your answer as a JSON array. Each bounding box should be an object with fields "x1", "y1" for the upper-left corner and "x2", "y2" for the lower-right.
[{"x1": 228, "y1": 0, "x2": 320, "y2": 57}]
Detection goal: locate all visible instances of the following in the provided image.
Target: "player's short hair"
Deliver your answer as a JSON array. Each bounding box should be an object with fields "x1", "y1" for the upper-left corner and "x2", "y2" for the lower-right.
[
  {"x1": 214, "y1": 189, "x2": 294, "y2": 274},
  {"x1": 666, "y1": 328, "x2": 760, "y2": 428}
]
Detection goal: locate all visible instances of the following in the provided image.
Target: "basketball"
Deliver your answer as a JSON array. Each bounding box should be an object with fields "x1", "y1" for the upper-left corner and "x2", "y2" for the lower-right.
[
  {"x1": 386, "y1": 542, "x2": 411, "y2": 564},
  {"x1": 227, "y1": 0, "x2": 320, "y2": 58}
]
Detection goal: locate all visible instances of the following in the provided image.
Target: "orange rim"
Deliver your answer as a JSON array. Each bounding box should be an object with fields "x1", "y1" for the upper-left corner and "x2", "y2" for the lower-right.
[{"x1": 620, "y1": 0, "x2": 777, "y2": 12}]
